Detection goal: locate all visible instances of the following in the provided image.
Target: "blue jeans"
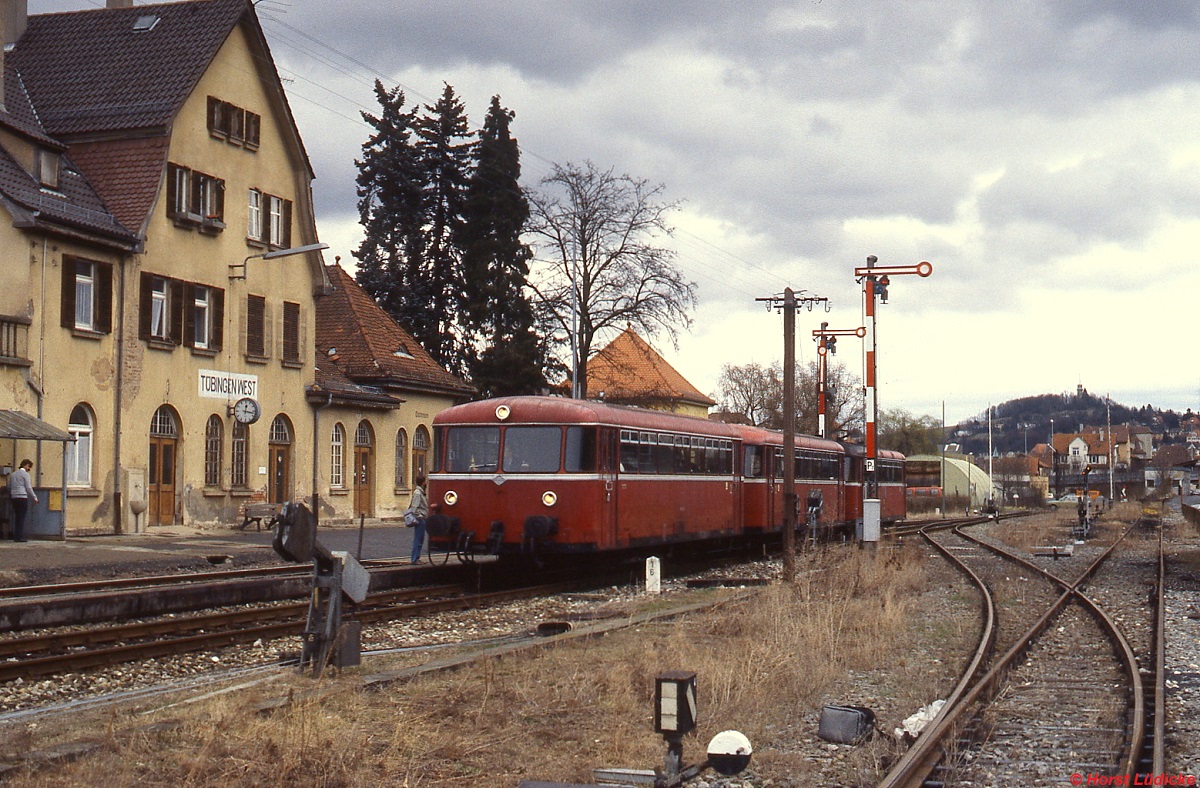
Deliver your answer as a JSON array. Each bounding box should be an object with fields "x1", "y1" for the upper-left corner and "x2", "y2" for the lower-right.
[{"x1": 410, "y1": 518, "x2": 426, "y2": 563}]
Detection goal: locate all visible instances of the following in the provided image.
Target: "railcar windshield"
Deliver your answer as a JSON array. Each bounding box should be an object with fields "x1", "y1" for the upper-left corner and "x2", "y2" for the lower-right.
[
  {"x1": 502, "y1": 426, "x2": 562, "y2": 473},
  {"x1": 445, "y1": 426, "x2": 500, "y2": 473}
]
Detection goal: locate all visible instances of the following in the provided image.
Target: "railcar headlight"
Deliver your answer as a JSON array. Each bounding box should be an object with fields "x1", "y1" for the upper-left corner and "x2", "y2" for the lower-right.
[
  {"x1": 495, "y1": 405, "x2": 511, "y2": 420},
  {"x1": 541, "y1": 490, "x2": 558, "y2": 507},
  {"x1": 443, "y1": 490, "x2": 458, "y2": 506}
]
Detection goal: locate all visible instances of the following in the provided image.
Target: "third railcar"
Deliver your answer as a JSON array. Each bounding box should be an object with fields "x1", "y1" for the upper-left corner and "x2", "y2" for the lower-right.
[{"x1": 425, "y1": 396, "x2": 904, "y2": 559}]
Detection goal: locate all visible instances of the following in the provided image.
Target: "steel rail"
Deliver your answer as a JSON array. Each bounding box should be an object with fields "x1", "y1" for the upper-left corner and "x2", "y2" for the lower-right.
[
  {"x1": 0, "y1": 582, "x2": 580, "y2": 683},
  {"x1": 876, "y1": 528, "x2": 997, "y2": 787},
  {"x1": 880, "y1": 524, "x2": 1143, "y2": 787}
]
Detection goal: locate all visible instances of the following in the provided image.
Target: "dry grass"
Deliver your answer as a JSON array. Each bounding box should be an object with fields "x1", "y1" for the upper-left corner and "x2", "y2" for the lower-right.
[{"x1": 4, "y1": 548, "x2": 936, "y2": 787}]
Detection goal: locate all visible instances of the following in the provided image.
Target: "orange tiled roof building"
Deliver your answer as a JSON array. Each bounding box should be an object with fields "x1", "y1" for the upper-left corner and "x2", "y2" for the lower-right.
[{"x1": 585, "y1": 327, "x2": 715, "y2": 418}]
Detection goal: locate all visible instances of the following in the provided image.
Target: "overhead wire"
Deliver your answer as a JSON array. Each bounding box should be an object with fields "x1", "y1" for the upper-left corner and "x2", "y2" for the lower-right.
[{"x1": 255, "y1": 10, "x2": 800, "y2": 299}]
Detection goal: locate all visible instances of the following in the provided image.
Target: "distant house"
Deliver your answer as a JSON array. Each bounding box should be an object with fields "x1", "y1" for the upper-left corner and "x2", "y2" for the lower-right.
[
  {"x1": 584, "y1": 327, "x2": 715, "y2": 419},
  {"x1": 311, "y1": 263, "x2": 473, "y2": 522}
]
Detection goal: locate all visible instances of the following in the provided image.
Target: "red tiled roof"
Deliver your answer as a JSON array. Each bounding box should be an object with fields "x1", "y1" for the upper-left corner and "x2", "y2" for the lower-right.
[
  {"x1": 66, "y1": 138, "x2": 169, "y2": 235},
  {"x1": 10, "y1": 0, "x2": 247, "y2": 137},
  {"x1": 587, "y1": 327, "x2": 715, "y2": 407},
  {"x1": 316, "y1": 264, "x2": 474, "y2": 398}
]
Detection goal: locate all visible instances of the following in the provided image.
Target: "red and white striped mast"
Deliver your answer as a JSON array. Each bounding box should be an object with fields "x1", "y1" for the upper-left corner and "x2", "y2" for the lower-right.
[
  {"x1": 812, "y1": 323, "x2": 866, "y2": 439},
  {"x1": 853, "y1": 255, "x2": 933, "y2": 541}
]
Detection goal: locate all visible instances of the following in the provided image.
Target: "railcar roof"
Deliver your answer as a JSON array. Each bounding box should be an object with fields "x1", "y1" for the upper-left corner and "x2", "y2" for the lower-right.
[
  {"x1": 726, "y1": 423, "x2": 847, "y2": 453},
  {"x1": 433, "y1": 396, "x2": 744, "y2": 438}
]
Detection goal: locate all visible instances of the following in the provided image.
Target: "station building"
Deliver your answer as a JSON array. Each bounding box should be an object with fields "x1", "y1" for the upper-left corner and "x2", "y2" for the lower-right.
[{"x1": 0, "y1": 0, "x2": 459, "y2": 535}]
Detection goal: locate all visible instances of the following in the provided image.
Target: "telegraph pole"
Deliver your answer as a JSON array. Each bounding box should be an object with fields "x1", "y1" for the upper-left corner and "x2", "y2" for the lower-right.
[{"x1": 758, "y1": 288, "x2": 828, "y2": 582}]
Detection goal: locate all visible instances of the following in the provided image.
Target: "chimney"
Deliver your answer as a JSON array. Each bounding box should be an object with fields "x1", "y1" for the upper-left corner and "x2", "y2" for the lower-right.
[
  {"x1": 2, "y1": 0, "x2": 26, "y2": 46},
  {"x1": 0, "y1": 0, "x2": 24, "y2": 114}
]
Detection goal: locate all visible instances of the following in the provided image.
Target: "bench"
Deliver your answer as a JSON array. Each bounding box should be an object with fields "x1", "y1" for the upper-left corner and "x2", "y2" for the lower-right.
[{"x1": 239, "y1": 502, "x2": 281, "y2": 531}]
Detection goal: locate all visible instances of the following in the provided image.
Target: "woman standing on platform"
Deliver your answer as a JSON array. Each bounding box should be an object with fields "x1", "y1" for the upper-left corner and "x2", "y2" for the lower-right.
[{"x1": 407, "y1": 474, "x2": 429, "y2": 563}]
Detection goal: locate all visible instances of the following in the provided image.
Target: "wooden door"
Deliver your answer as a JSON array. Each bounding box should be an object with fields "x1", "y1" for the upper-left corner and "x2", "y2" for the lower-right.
[
  {"x1": 148, "y1": 436, "x2": 176, "y2": 525},
  {"x1": 353, "y1": 445, "x2": 372, "y2": 516},
  {"x1": 270, "y1": 446, "x2": 290, "y2": 504}
]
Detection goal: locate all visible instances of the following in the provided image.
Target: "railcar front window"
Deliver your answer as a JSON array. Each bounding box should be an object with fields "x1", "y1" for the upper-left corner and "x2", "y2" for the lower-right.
[
  {"x1": 565, "y1": 427, "x2": 597, "y2": 472},
  {"x1": 446, "y1": 427, "x2": 500, "y2": 473},
  {"x1": 502, "y1": 426, "x2": 562, "y2": 473}
]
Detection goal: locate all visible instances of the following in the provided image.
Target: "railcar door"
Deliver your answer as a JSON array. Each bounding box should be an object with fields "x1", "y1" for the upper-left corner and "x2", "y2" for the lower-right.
[{"x1": 598, "y1": 428, "x2": 619, "y2": 549}]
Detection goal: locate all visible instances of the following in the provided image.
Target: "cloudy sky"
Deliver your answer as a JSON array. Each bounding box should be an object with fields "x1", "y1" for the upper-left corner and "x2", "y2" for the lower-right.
[{"x1": 42, "y1": 1, "x2": 1200, "y2": 424}]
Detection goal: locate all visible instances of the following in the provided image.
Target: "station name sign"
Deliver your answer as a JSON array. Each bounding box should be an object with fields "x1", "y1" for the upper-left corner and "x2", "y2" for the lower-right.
[{"x1": 198, "y1": 369, "x2": 258, "y2": 400}]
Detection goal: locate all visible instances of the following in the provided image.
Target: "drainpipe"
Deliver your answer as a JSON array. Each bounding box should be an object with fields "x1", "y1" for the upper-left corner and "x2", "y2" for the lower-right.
[
  {"x1": 311, "y1": 389, "x2": 333, "y2": 527},
  {"x1": 113, "y1": 254, "x2": 127, "y2": 534}
]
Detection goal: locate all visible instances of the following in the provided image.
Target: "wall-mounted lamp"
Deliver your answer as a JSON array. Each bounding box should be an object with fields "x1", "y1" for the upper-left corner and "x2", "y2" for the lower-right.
[{"x1": 228, "y1": 242, "x2": 329, "y2": 280}]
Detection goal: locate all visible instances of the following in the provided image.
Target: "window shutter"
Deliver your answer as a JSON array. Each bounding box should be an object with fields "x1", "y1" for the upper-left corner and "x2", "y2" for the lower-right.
[
  {"x1": 170, "y1": 280, "x2": 184, "y2": 344},
  {"x1": 60, "y1": 257, "x2": 76, "y2": 329},
  {"x1": 215, "y1": 179, "x2": 225, "y2": 222},
  {"x1": 138, "y1": 272, "x2": 152, "y2": 340},
  {"x1": 283, "y1": 301, "x2": 299, "y2": 362},
  {"x1": 95, "y1": 263, "x2": 112, "y2": 334},
  {"x1": 183, "y1": 283, "x2": 196, "y2": 348},
  {"x1": 166, "y1": 164, "x2": 179, "y2": 218},
  {"x1": 282, "y1": 201, "x2": 293, "y2": 248},
  {"x1": 211, "y1": 288, "x2": 224, "y2": 351},
  {"x1": 263, "y1": 298, "x2": 274, "y2": 359},
  {"x1": 247, "y1": 295, "x2": 265, "y2": 357}
]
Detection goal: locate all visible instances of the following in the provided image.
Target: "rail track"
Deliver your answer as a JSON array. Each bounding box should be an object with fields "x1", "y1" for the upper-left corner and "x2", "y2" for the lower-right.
[{"x1": 881, "y1": 520, "x2": 1166, "y2": 787}]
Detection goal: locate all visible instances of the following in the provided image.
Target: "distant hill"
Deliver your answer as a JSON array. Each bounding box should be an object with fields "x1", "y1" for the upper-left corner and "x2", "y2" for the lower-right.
[{"x1": 951, "y1": 387, "x2": 1178, "y2": 456}]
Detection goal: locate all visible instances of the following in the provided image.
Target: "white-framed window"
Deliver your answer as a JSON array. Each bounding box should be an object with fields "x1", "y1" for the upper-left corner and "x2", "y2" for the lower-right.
[
  {"x1": 193, "y1": 286, "x2": 211, "y2": 349},
  {"x1": 331, "y1": 423, "x2": 345, "y2": 488},
  {"x1": 268, "y1": 195, "x2": 284, "y2": 245},
  {"x1": 205, "y1": 415, "x2": 223, "y2": 487},
  {"x1": 150, "y1": 278, "x2": 169, "y2": 340},
  {"x1": 232, "y1": 422, "x2": 249, "y2": 488},
  {"x1": 395, "y1": 428, "x2": 408, "y2": 488},
  {"x1": 75, "y1": 261, "x2": 95, "y2": 330},
  {"x1": 247, "y1": 188, "x2": 262, "y2": 241},
  {"x1": 66, "y1": 404, "x2": 93, "y2": 487}
]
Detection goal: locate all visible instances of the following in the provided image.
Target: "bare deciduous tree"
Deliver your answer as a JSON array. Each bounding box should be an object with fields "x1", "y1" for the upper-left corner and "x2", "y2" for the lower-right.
[
  {"x1": 714, "y1": 359, "x2": 864, "y2": 439},
  {"x1": 528, "y1": 161, "x2": 695, "y2": 398}
]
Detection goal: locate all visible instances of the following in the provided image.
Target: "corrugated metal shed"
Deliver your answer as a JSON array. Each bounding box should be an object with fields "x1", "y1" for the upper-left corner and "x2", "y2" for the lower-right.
[{"x1": 0, "y1": 410, "x2": 73, "y2": 442}]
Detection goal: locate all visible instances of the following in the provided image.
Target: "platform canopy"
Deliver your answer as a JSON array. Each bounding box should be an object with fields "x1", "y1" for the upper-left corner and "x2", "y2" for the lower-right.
[{"x1": 0, "y1": 410, "x2": 73, "y2": 442}]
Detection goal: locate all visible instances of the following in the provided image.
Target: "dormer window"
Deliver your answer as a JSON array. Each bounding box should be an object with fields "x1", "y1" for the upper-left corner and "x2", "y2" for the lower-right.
[{"x1": 36, "y1": 149, "x2": 60, "y2": 189}]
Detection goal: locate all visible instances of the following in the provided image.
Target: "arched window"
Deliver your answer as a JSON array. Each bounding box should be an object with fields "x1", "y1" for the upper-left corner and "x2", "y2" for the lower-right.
[
  {"x1": 150, "y1": 405, "x2": 178, "y2": 437},
  {"x1": 330, "y1": 423, "x2": 345, "y2": 488},
  {"x1": 269, "y1": 415, "x2": 292, "y2": 445},
  {"x1": 204, "y1": 415, "x2": 223, "y2": 487},
  {"x1": 355, "y1": 420, "x2": 373, "y2": 448},
  {"x1": 413, "y1": 425, "x2": 430, "y2": 482},
  {"x1": 66, "y1": 404, "x2": 94, "y2": 486},
  {"x1": 395, "y1": 428, "x2": 408, "y2": 488},
  {"x1": 231, "y1": 422, "x2": 249, "y2": 488}
]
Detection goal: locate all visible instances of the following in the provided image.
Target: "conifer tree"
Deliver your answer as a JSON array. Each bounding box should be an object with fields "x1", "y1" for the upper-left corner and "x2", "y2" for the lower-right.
[
  {"x1": 460, "y1": 96, "x2": 547, "y2": 396},
  {"x1": 414, "y1": 83, "x2": 473, "y2": 374},
  {"x1": 353, "y1": 81, "x2": 424, "y2": 325}
]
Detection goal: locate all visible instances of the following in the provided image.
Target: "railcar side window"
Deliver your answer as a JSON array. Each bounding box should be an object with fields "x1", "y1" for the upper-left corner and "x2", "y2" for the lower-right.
[
  {"x1": 502, "y1": 426, "x2": 562, "y2": 473},
  {"x1": 445, "y1": 427, "x2": 500, "y2": 473},
  {"x1": 564, "y1": 427, "x2": 597, "y2": 472},
  {"x1": 744, "y1": 446, "x2": 764, "y2": 478}
]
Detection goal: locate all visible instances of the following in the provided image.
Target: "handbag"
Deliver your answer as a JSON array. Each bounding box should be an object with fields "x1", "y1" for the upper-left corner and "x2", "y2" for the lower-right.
[{"x1": 403, "y1": 510, "x2": 417, "y2": 527}]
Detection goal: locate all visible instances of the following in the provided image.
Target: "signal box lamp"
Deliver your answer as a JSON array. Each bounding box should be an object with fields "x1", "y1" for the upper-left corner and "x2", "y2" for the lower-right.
[{"x1": 655, "y1": 671, "x2": 697, "y2": 735}]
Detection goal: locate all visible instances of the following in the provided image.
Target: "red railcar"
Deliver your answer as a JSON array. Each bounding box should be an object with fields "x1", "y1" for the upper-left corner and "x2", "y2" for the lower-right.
[
  {"x1": 427, "y1": 397, "x2": 743, "y2": 557},
  {"x1": 730, "y1": 424, "x2": 849, "y2": 538},
  {"x1": 426, "y1": 396, "x2": 906, "y2": 560}
]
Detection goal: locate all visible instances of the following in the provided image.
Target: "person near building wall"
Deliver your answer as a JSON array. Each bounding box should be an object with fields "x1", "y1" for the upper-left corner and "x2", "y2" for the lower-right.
[{"x1": 8, "y1": 460, "x2": 36, "y2": 543}]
